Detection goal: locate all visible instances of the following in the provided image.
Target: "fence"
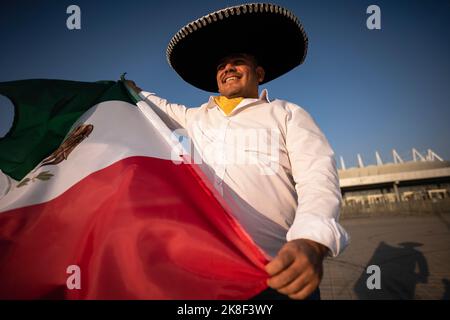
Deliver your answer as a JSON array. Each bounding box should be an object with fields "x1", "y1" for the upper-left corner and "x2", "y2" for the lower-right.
[{"x1": 341, "y1": 198, "x2": 450, "y2": 218}]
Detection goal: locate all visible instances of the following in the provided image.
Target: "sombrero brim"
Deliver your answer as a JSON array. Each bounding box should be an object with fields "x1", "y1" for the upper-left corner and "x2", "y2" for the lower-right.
[{"x1": 166, "y1": 3, "x2": 308, "y2": 92}]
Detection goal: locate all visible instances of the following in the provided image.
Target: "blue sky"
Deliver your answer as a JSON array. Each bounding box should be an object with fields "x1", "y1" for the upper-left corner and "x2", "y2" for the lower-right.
[{"x1": 1, "y1": 0, "x2": 449, "y2": 168}]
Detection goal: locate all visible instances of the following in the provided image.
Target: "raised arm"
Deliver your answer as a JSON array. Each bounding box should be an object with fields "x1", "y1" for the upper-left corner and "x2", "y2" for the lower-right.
[{"x1": 125, "y1": 80, "x2": 195, "y2": 131}]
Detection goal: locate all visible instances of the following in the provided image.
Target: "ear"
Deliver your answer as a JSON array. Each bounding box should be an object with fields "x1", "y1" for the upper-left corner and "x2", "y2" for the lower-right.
[{"x1": 256, "y1": 66, "x2": 265, "y2": 83}]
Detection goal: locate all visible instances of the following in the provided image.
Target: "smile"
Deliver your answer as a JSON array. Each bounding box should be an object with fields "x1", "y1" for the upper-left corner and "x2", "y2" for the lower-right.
[{"x1": 224, "y1": 76, "x2": 240, "y2": 83}]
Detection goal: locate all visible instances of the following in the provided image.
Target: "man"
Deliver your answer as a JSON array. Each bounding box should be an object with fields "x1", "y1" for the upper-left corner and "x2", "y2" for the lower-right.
[{"x1": 127, "y1": 3, "x2": 349, "y2": 300}]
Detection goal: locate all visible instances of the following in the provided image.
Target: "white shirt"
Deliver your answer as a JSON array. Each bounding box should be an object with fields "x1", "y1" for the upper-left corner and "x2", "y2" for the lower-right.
[{"x1": 139, "y1": 89, "x2": 349, "y2": 258}]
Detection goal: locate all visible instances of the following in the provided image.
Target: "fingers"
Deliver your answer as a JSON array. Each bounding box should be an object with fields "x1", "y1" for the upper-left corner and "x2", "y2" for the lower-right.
[
  {"x1": 267, "y1": 260, "x2": 303, "y2": 289},
  {"x1": 270, "y1": 263, "x2": 320, "y2": 299},
  {"x1": 267, "y1": 259, "x2": 320, "y2": 299},
  {"x1": 265, "y1": 250, "x2": 295, "y2": 276},
  {"x1": 265, "y1": 239, "x2": 325, "y2": 300},
  {"x1": 288, "y1": 283, "x2": 318, "y2": 300},
  {"x1": 276, "y1": 268, "x2": 313, "y2": 296},
  {"x1": 278, "y1": 273, "x2": 309, "y2": 296}
]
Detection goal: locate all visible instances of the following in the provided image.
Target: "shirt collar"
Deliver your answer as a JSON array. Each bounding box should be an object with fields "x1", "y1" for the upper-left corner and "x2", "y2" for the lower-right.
[{"x1": 207, "y1": 88, "x2": 270, "y2": 109}]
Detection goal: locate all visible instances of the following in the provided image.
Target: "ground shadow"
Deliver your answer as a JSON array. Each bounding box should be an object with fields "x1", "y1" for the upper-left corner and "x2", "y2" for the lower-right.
[
  {"x1": 354, "y1": 241, "x2": 429, "y2": 299},
  {"x1": 442, "y1": 279, "x2": 450, "y2": 300}
]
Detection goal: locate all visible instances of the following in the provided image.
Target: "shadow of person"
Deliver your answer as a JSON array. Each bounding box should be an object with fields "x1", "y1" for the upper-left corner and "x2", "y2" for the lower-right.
[
  {"x1": 353, "y1": 241, "x2": 429, "y2": 299},
  {"x1": 442, "y1": 279, "x2": 450, "y2": 300}
]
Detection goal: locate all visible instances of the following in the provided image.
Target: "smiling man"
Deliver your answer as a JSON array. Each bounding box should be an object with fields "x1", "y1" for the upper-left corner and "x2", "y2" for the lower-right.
[
  {"x1": 216, "y1": 54, "x2": 264, "y2": 99},
  {"x1": 127, "y1": 3, "x2": 349, "y2": 300}
]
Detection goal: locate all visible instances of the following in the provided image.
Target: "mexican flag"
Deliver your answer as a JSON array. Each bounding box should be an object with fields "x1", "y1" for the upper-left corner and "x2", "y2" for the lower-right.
[{"x1": 0, "y1": 79, "x2": 268, "y2": 299}]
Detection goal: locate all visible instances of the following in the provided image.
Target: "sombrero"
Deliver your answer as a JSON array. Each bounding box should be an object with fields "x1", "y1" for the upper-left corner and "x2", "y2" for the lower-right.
[{"x1": 166, "y1": 3, "x2": 308, "y2": 92}]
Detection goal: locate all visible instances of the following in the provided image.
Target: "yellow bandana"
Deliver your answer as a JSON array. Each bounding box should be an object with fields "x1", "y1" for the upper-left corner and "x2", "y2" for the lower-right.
[{"x1": 213, "y1": 96, "x2": 244, "y2": 115}]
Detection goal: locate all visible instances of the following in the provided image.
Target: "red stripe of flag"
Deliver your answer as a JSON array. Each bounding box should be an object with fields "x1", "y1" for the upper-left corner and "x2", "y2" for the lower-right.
[{"x1": 0, "y1": 156, "x2": 268, "y2": 299}]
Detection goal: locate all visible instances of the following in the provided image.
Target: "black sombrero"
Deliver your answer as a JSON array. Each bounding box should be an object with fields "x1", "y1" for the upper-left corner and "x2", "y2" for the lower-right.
[{"x1": 166, "y1": 3, "x2": 308, "y2": 92}]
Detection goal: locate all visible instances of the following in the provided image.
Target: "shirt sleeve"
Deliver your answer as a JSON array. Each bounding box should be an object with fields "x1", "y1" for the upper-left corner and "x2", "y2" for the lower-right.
[
  {"x1": 138, "y1": 91, "x2": 196, "y2": 131},
  {"x1": 285, "y1": 105, "x2": 350, "y2": 257}
]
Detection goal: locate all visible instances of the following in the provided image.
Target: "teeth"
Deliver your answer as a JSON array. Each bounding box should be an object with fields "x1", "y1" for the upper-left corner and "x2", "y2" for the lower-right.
[{"x1": 225, "y1": 76, "x2": 238, "y2": 82}]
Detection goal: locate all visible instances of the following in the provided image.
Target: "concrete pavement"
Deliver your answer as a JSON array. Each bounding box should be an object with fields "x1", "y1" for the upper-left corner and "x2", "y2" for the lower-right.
[{"x1": 320, "y1": 213, "x2": 450, "y2": 299}]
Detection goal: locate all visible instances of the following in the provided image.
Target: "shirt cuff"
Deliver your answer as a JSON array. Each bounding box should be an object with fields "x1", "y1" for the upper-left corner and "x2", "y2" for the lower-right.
[{"x1": 286, "y1": 213, "x2": 350, "y2": 257}]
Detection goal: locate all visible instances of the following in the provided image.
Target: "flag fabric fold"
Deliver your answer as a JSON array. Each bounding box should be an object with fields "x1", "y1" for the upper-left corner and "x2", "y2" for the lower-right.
[{"x1": 0, "y1": 79, "x2": 268, "y2": 299}]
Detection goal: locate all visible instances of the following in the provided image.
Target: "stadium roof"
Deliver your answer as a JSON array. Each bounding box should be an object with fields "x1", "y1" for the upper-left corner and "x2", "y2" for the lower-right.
[{"x1": 339, "y1": 161, "x2": 450, "y2": 188}]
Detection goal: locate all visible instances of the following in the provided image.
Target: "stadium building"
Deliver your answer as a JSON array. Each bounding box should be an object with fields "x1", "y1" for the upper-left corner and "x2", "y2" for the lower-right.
[{"x1": 338, "y1": 149, "x2": 450, "y2": 206}]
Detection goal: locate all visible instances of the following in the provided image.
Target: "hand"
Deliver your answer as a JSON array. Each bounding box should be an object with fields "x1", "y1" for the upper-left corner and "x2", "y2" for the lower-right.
[
  {"x1": 124, "y1": 80, "x2": 142, "y2": 94},
  {"x1": 265, "y1": 239, "x2": 328, "y2": 299}
]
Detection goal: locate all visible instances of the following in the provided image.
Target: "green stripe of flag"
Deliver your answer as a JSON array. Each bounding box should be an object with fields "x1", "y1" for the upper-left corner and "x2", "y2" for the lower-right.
[{"x1": 0, "y1": 79, "x2": 134, "y2": 180}]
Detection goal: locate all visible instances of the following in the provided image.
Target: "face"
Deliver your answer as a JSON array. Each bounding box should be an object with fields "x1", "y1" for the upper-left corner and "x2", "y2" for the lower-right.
[{"x1": 216, "y1": 54, "x2": 265, "y2": 99}]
